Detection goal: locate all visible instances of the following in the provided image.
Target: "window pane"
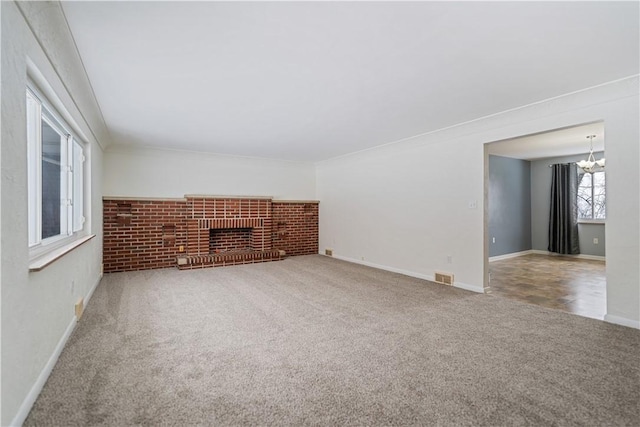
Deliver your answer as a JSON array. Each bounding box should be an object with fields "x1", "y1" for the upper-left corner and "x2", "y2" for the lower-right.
[
  {"x1": 577, "y1": 173, "x2": 592, "y2": 219},
  {"x1": 577, "y1": 171, "x2": 606, "y2": 220},
  {"x1": 593, "y1": 171, "x2": 605, "y2": 187},
  {"x1": 593, "y1": 171, "x2": 606, "y2": 219},
  {"x1": 41, "y1": 120, "x2": 64, "y2": 239}
]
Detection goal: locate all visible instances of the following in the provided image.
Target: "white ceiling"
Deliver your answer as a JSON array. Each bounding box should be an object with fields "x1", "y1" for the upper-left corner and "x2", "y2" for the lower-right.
[
  {"x1": 487, "y1": 121, "x2": 605, "y2": 161},
  {"x1": 61, "y1": 1, "x2": 639, "y2": 162}
]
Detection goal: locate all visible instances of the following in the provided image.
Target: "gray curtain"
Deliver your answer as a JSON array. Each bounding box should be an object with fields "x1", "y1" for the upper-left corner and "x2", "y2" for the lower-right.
[{"x1": 548, "y1": 163, "x2": 580, "y2": 254}]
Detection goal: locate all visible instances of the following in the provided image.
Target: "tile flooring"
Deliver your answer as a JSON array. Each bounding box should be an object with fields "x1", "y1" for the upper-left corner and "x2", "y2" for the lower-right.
[{"x1": 488, "y1": 253, "x2": 606, "y2": 320}]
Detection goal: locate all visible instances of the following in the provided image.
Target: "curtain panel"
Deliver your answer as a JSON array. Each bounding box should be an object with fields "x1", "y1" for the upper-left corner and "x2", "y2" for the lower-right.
[{"x1": 548, "y1": 163, "x2": 581, "y2": 255}]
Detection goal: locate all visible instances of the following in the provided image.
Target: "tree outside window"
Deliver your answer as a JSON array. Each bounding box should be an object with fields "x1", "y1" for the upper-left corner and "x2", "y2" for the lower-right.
[{"x1": 577, "y1": 171, "x2": 605, "y2": 220}]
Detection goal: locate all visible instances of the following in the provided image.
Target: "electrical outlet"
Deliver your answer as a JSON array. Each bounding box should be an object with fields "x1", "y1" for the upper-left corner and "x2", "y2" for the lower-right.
[
  {"x1": 593, "y1": 238, "x2": 599, "y2": 244},
  {"x1": 492, "y1": 237, "x2": 496, "y2": 243},
  {"x1": 179, "y1": 245, "x2": 185, "y2": 252},
  {"x1": 70, "y1": 280, "x2": 75, "y2": 294},
  {"x1": 468, "y1": 200, "x2": 478, "y2": 209},
  {"x1": 447, "y1": 255, "x2": 452, "y2": 264}
]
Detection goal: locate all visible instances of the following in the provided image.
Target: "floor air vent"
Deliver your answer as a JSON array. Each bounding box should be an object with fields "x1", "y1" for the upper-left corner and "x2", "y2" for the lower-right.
[{"x1": 434, "y1": 272, "x2": 454, "y2": 286}]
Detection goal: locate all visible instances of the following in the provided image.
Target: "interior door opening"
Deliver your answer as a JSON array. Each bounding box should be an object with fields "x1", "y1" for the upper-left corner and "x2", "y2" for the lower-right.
[{"x1": 483, "y1": 121, "x2": 606, "y2": 320}]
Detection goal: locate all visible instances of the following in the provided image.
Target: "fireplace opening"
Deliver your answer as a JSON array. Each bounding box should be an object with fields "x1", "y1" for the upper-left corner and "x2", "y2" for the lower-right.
[{"x1": 209, "y1": 228, "x2": 253, "y2": 254}]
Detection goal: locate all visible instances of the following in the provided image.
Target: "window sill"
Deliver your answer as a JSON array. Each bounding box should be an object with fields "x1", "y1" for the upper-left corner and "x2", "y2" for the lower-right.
[
  {"x1": 29, "y1": 234, "x2": 96, "y2": 272},
  {"x1": 578, "y1": 220, "x2": 606, "y2": 225}
]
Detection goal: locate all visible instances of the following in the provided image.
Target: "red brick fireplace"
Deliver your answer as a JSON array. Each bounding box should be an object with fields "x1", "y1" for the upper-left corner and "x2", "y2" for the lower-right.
[
  {"x1": 103, "y1": 195, "x2": 318, "y2": 273},
  {"x1": 179, "y1": 196, "x2": 282, "y2": 269}
]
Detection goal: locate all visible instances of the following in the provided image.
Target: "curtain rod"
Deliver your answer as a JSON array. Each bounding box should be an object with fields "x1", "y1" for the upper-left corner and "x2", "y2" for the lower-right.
[{"x1": 548, "y1": 161, "x2": 582, "y2": 167}]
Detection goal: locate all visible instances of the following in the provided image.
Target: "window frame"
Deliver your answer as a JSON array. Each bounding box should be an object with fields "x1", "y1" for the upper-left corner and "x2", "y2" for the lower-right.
[
  {"x1": 27, "y1": 83, "x2": 87, "y2": 259},
  {"x1": 577, "y1": 170, "x2": 606, "y2": 223}
]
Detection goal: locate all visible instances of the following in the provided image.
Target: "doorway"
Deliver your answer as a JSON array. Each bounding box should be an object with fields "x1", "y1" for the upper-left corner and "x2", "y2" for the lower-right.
[{"x1": 484, "y1": 122, "x2": 607, "y2": 320}]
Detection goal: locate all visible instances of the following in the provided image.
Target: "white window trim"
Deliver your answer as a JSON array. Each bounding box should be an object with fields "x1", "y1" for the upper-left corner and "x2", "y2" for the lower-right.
[
  {"x1": 578, "y1": 219, "x2": 606, "y2": 225},
  {"x1": 29, "y1": 234, "x2": 96, "y2": 272},
  {"x1": 27, "y1": 83, "x2": 88, "y2": 262},
  {"x1": 577, "y1": 170, "x2": 606, "y2": 221}
]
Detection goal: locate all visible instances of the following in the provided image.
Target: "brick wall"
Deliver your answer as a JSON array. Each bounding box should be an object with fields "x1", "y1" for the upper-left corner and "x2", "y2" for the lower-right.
[
  {"x1": 103, "y1": 199, "x2": 187, "y2": 273},
  {"x1": 272, "y1": 201, "x2": 319, "y2": 256},
  {"x1": 103, "y1": 197, "x2": 319, "y2": 272}
]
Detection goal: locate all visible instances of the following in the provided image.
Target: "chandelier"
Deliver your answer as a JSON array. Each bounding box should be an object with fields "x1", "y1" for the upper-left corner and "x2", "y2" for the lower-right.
[{"x1": 576, "y1": 135, "x2": 605, "y2": 173}]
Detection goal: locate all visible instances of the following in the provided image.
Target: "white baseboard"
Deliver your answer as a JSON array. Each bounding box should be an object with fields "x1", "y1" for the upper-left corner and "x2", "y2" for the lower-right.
[
  {"x1": 10, "y1": 275, "x2": 102, "y2": 427},
  {"x1": 330, "y1": 254, "x2": 484, "y2": 294},
  {"x1": 489, "y1": 250, "x2": 534, "y2": 262},
  {"x1": 530, "y1": 250, "x2": 605, "y2": 262},
  {"x1": 453, "y1": 281, "x2": 485, "y2": 294},
  {"x1": 85, "y1": 274, "x2": 101, "y2": 308},
  {"x1": 604, "y1": 314, "x2": 640, "y2": 329},
  {"x1": 490, "y1": 250, "x2": 605, "y2": 262},
  {"x1": 332, "y1": 254, "x2": 433, "y2": 280}
]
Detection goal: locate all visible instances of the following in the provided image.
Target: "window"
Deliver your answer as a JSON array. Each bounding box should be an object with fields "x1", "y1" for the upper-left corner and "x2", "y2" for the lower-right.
[
  {"x1": 27, "y1": 86, "x2": 86, "y2": 251},
  {"x1": 577, "y1": 171, "x2": 605, "y2": 220}
]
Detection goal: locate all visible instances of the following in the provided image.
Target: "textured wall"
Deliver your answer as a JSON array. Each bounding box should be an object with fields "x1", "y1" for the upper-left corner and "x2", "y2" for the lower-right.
[
  {"x1": 488, "y1": 155, "x2": 532, "y2": 257},
  {"x1": 104, "y1": 145, "x2": 316, "y2": 200},
  {"x1": 1, "y1": 2, "x2": 108, "y2": 425}
]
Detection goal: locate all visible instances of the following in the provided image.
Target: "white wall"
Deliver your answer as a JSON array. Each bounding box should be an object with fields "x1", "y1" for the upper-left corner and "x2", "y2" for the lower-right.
[
  {"x1": 1, "y1": 2, "x2": 109, "y2": 425},
  {"x1": 317, "y1": 76, "x2": 639, "y2": 326},
  {"x1": 104, "y1": 145, "x2": 316, "y2": 200}
]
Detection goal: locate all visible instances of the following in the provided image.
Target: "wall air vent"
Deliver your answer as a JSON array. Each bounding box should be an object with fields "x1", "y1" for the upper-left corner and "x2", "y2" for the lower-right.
[
  {"x1": 434, "y1": 271, "x2": 454, "y2": 286},
  {"x1": 325, "y1": 248, "x2": 333, "y2": 256}
]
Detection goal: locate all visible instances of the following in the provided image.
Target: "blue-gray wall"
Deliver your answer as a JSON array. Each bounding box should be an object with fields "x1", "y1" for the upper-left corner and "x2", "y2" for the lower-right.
[
  {"x1": 530, "y1": 152, "x2": 605, "y2": 257},
  {"x1": 489, "y1": 155, "x2": 532, "y2": 257}
]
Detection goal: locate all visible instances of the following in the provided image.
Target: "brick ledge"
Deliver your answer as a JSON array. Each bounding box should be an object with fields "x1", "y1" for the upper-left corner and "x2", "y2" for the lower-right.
[{"x1": 177, "y1": 250, "x2": 285, "y2": 269}]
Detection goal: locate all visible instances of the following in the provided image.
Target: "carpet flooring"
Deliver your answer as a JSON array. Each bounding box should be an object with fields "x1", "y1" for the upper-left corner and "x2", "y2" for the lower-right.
[{"x1": 25, "y1": 255, "x2": 639, "y2": 426}]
